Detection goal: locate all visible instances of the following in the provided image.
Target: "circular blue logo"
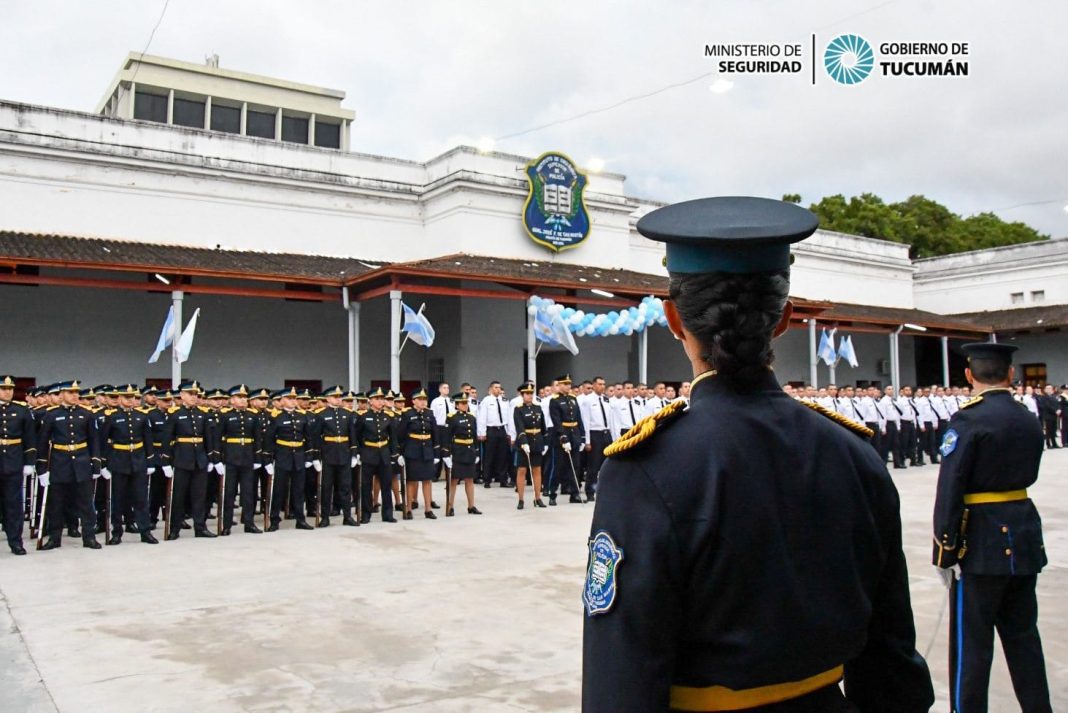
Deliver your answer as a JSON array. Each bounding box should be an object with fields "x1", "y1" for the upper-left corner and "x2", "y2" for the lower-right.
[{"x1": 824, "y1": 34, "x2": 874, "y2": 85}]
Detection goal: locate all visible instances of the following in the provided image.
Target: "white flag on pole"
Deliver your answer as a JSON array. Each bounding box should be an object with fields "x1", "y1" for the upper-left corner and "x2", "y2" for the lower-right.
[
  {"x1": 148, "y1": 306, "x2": 175, "y2": 363},
  {"x1": 174, "y1": 308, "x2": 201, "y2": 364}
]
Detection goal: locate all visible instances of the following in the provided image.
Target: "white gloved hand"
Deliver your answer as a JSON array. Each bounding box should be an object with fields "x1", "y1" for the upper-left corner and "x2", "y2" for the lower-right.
[
  {"x1": 443, "y1": 457, "x2": 453, "y2": 469},
  {"x1": 474, "y1": 456, "x2": 480, "y2": 465},
  {"x1": 350, "y1": 456, "x2": 358, "y2": 468},
  {"x1": 162, "y1": 466, "x2": 174, "y2": 479},
  {"x1": 101, "y1": 468, "x2": 112, "y2": 481},
  {"x1": 542, "y1": 446, "x2": 548, "y2": 455},
  {"x1": 521, "y1": 444, "x2": 530, "y2": 454},
  {"x1": 93, "y1": 469, "x2": 102, "y2": 480},
  {"x1": 562, "y1": 441, "x2": 572, "y2": 453},
  {"x1": 38, "y1": 472, "x2": 50, "y2": 487},
  {"x1": 313, "y1": 460, "x2": 322, "y2": 472},
  {"x1": 397, "y1": 456, "x2": 405, "y2": 467},
  {"x1": 304, "y1": 461, "x2": 313, "y2": 469},
  {"x1": 215, "y1": 462, "x2": 225, "y2": 475},
  {"x1": 23, "y1": 465, "x2": 34, "y2": 477},
  {"x1": 434, "y1": 457, "x2": 440, "y2": 465},
  {"x1": 936, "y1": 564, "x2": 961, "y2": 589},
  {"x1": 265, "y1": 463, "x2": 275, "y2": 476}
]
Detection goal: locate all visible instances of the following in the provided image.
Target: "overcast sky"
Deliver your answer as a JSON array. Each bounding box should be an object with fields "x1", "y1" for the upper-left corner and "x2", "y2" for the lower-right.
[{"x1": 3, "y1": 0, "x2": 1066, "y2": 237}]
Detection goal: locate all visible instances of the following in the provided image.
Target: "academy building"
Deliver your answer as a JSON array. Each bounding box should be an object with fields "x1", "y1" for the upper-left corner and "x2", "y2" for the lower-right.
[{"x1": 1, "y1": 53, "x2": 1065, "y2": 394}]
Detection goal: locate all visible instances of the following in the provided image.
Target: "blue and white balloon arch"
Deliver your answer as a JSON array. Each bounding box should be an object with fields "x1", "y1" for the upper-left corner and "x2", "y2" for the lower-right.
[{"x1": 528, "y1": 295, "x2": 668, "y2": 337}]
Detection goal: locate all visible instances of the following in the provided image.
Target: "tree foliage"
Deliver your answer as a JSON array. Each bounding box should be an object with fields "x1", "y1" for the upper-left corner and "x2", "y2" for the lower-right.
[{"x1": 799, "y1": 193, "x2": 1048, "y2": 258}]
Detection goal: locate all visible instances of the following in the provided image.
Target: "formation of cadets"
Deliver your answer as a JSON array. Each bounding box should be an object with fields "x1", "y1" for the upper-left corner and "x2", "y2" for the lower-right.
[{"x1": 0, "y1": 373, "x2": 690, "y2": 556}]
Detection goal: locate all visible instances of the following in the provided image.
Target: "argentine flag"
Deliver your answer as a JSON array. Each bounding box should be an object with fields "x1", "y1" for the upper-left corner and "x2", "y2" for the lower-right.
[
  {"x1": 534, "y1": 306, "x2": 579, "y2": 356},
  {"x1": 148, "y1": 306, "x2": 175, "y2": 363},
  {"x1": 401, "y1": 302, "x2": 436, "y2": 347},
  {"x1": 838, "y1": 334, "x2": 859, "y2": 368},
  {"x1": 818, "y1": 328, "x2": 837, "y2": 366}
]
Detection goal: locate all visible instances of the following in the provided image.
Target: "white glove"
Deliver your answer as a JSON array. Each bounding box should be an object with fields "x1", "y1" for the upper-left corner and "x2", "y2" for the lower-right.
[
  {"x1": 313, "y1": 460, "x2": 322, "y2": 472},
  {"x1": 350, "y1": 456, "x2": 358, "y2": 468},
  {"x1": 562, "y1": 441, "x2": 572, "y2": 453},
  {"x1": 214, "y1": 462, "x2": 225, "y2": 475},
  {"x1": 542, "y1": 446, "x2": 548, "y2": 455},
  {"x1": 93, "y1": 469, "x2": 102, "y2": 480},
  {"x1": 23, "y1": 465, "x2": 34, "y2": 477},
  {"x1": 434, "y1": 457, "x2": 440, "y2": 465},
  {"x1": 475, "y1": 456, "x2": 479, "y2": 465},
  {"x1": 38, "y1": 472, "x2": 50, "y2": 487},
  {"x1": 162, "y1": 466, "x2": 174, "y2": 479},
  {"x1": 397, "y1": 456, "x2": 405, "y2": 467},
  {"x1": 443, "y1": 457, "x2": 452, "y2": 469},
  {"x1": 305, "y1": 461, "x2": 313, "y2": 469},
  {"x1": 265, "y1": 463, "x2": 275, "y2": 476},
  {"x1": 101, "y1": 468, "x2": 112, "y2": 481},
  {"x1": 936, "y1": 564, "x2": 961, "y2": 589},
  {"x1": 520, "y1": 444, "x2": 530, "y2": 454}
]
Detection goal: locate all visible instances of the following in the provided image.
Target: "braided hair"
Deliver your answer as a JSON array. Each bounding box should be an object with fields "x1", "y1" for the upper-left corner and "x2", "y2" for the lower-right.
[{"x1": 667, "y1": 269, "x2": 790, "y2": 387}]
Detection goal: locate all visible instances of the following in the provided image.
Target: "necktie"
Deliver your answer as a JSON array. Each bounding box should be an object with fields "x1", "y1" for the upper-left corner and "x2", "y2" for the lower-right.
[
  {"x1": 628, "y1": 400, "x2": 636, "y2": 425},
  {"x1": 598, "y1": 397, "x2": 608, "y2": 429},
  {"x1": 495, "y1": 397, "x2": 503, "y2": 425}
]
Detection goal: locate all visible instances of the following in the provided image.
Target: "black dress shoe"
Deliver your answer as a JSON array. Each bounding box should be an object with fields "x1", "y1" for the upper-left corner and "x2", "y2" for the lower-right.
[
  {"x1": 446, "y1": 508, "x2": 455, "y2": 517},
  {"x1": 195, "y1": 529, "x2": 217, "y2": 538},
  {"x1": 266, "y1": 523, "x2": 280, "y2": 532},
  {"x1": 402, "y1": 511, "x2": 414, "y2": 521},
  {"x1": 534, "y1": 499, "x2": 547, "y2": 508},
  {"x1": 569, "y1": 494, "x2": 583, "y2": 504},
  {"x1": 343, "y1": 516, "x2": 359, "y2": 527},
  {"x1": 372, "y1": 504, "x2": 380, "y2": 513},
  {"x1": 425, "y1": 511, "x2": 437, "y2": 520},
  {"x1": 41, "y1": 537, "x2": 62, "y2": 550},
  {"x1": 483, "y1": 481, "x2": 492, "y2": 489},
  {"x1": 107, "y1": 535, "x2": 122, "y2": 546},
  {"x1": 360, "y1": 515, "x2": 371, "y2": 524},
  {"x1": 295, "y1": 521, "x2": 314, "y2": 531},
  {"x1": 10, "y1": 544, "x2": 27, "y2": 556},
  {"x1": 318, "y1": 519, "x2": 331, "y2": 528},
  {"x1": 83, "y1": 538, "x2": 102, "y2": 550},
  {"x1": 221, "y1": 528, "x2": 232, "y2": 536},
  {"x1": 517, "y1": 500, "x2": 524, "y2": 510},
  {"x1": 549, "y1": 496, "x2": 557, "y2": 506},
  {"x1": 382, "y1": 517, "x2": 397, "y2": 523},
  {"x1": 68, "y1": 527, "x2": 81, "y2": 538},
  {"x1": 284, "y1": 513, "x2": 295, "y2": 520},
  {"x1": 125, "y1": 524, "x2": 138, "y2": 534},
  {"x1": 141, "y1": 532, "x2": 159, "y2": 544},
  {"x1": 165, "y1": 531, "x2": 180, "y2": 541},
  {"x1": 586, "y1": 494, "x2": 595, "y2": 502},
  {"x1": 430, "y1": 501, "x2": 441, "y2": 509},
  {"x1": 330, "y1": 509, "x2": 341, "y2": 517},
  {"x1": 244, "y1": 524, "x2": 263, "y2": 534},
  {"x1": 180, "y1": 521, "x2": 191, "y2": 530},
  {"x1": 505, "y1": 480, "x2": 515, "y2": 488},
  {"x1": 468, "y1": 506, "x2": 482, "y2": 515}
]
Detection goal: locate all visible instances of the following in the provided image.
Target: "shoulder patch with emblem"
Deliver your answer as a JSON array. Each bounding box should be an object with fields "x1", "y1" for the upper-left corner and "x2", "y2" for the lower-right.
[
  {"x1": 939, "y1": 428, "x2": 959, "y2": 457},
  {"x1": 799, "y1": 400, "x2": 874, "y2": 439},
  {"x1": 604, "y1": 399, "x2": 687, "y2": 458},
  {"x1": 583, "y1": 530, "x2": 624, "y2": 616}
]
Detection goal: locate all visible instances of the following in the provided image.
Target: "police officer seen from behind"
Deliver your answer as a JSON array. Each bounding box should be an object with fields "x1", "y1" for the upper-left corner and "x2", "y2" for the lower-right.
[
  {"x1": 582, "y1": 197, "x2": 933, "y2": 712},
  {"x1": 932, "y1": 342, "x2": 1052, "y2": 712},
  {"x1": 0, "y1": 375, "x2": 36, "y2": 555}
]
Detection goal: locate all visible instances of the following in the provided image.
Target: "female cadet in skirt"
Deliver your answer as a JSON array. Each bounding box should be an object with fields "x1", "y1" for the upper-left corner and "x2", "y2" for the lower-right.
[
  {"x1": 441, "y1": 393, "x2": 482, "y2": 516},
  {"x1": 513, "y1": 382, "x2": 547, "y2": 509}
]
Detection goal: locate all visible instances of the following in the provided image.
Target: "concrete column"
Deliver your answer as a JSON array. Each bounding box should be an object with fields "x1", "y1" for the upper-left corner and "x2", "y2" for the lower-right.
[
  {"x1": 166, "y1": 89, "x2": 174, "y2": 125},
  {"x1": 309, "y1": 113, "x2": 316, "y2": 146},
  {"x1": 941, "y1": 336, "x2": 950, "y2": 386},
  {"x1": 527, "y1": 306, "x2": 537, "y2": 384},
  {"x1": 342, "y1": 121, "x2": 350, "y2": 151},
  {"x1": 275, "y1": 107, "x2": 283, "y2": 141},
  {"x1": 171, "y1": 290, "x2": 184, "y2": 389},
  {"x1": 240, "y1": 102, "x2": 247, "y2": 135},
  {"x1": 129, "y1": 82, "x2": 137, "y2": 119},
  {"x1": 390, "y1": 290, "x2": 402, "y2": 393},
  {"x1": 808, "y1": 319, "x2": 818, "y2": 387},
  {"x1": 638, "y1": 329, "x2": 648, "y2": 384},
  {"x1": 204, "y1": 96, "x2": 212, "y2": 130}
]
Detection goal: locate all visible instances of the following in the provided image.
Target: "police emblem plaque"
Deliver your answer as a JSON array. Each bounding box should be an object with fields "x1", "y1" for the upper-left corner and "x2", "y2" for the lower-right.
[
  {"x1": 523, "y1": 151, "x2": 591, "y2": 252},
  {"x1": 584, "y1": 530, "x2": 624, "y2": 616}
]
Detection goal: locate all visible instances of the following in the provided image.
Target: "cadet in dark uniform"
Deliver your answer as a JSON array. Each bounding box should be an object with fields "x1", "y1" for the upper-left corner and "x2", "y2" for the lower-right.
[
  {"x1": 356, "y1": 387, "x2": 397, "y2": 523},
  {"x1": 249, "y1": 388, "x2": 272, "y2": 517},
  {"x1": 263, "y1": 387, "x2": 316, "y2": 532},
  {"x1": 512, "y1": 382, "x2": 547, "y2": 510},
  {"x1": 396, "y1": 387, "x2": 439, "y2": 520},
  {"x1": 582, "y1": 197, "x2": 933, "y2": 712},
  {"x1": 441, "y1": 393, "x2": 481, "y2": 516},
  {"x1": 311, "y1": 386, "x2": 359, "y2": 527},
  {"x1": 36, "y1": 381, "x2": 104, "y2": 550},
  {"x1": 95, "y1": 384, "x2": 158, "y2": 545},
  {"x1": 932, "y1": 342, "x2": 1052, "y2": 713},
  {"x1": 217, "y1": 385, "x2": 263, "y2": 535},
  {"x1": 160, "y1": 380, "x2": 218, "y2": 540},
  {"x1": 144, "y1": 388, "x2": 171, "y2": 529},
  {"x1": 0, "y1": 375, "x2": 36, "y2": 555},
  {"x1": 548, "y1": 374, "x2": 584, "y2": 505}
]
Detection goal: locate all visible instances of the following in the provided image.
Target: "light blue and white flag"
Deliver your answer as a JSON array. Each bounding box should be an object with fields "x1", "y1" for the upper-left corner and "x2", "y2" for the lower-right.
[
  {"x1": 148, "y1": 305, "x2": 175, "y2": 363},
  {"x1": 534, "y1": 307, "x2": 579, "y2": 356},
  {"x1": 838, "y1": 334, "x2": 859, "y2": 368},
  {"x1": 401, "y1": 302, "x2": 435, "y2": 347},
  {"x1": 818, "y1": 328, "x2": 837, "y2": 366},
  {"x1": 174, "y1": 308, "x2": 201, "y2": 364}
]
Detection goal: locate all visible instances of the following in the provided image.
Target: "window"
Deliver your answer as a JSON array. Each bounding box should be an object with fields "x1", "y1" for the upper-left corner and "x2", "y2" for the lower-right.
[
  {"x1": 281, "y1": 115, "x2": 309, "y2": 144},
  {"x1": 172, "y1": 97, "x2": 205, "y2": 128},
  {"x1": 314, "y1": 120, "x2": 341, "y2": 149},
  {"x1": 284, "y1": 379, "x2": 323, "y2": 395},
  {"x1": 134, "y1": 91, "x2": 168, "y2": 123},
  {"x1": 429, "y1": 358, "x2": 445, "y2": 383},
  {"x1": 211, "y1": 104, "x2": 241, "y2": 134},
  {"x1": 246, "y1": 109, "x2": 275, "y2": 139},
  {"x1": 1010, "y1": 292, "x2": 1024, "y2": 305},
  {"x1": 1021, "y1": 363, "x2": 1046, "y2": 389},
  {"x1": 1031, "y1": 290, "x2": 1045, "y2": 303}
]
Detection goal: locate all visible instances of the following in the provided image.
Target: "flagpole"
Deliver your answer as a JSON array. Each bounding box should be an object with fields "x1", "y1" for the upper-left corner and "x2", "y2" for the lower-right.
[
  {"x1": 526, "y1": 304, "x2": 537, "y2": 384},
  {"x1": 398, "y1": 303, "x2": 426, "y2": 356},
  {"x1": 171, "y1": 290, "x2": 183, "y2": 389},
  {"x1": 390, "y1": 291, "x2": 402, "y2": 393}
]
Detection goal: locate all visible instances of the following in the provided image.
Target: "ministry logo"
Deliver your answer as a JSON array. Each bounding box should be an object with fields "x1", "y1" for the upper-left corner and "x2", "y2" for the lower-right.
[{"x1": 824, "y1": 34, "x2": 874, "y2": 85}]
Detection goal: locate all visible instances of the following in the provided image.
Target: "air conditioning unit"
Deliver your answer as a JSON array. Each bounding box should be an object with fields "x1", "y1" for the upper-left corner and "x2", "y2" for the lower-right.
[{"x1": 877, "y1": 359, "x2": 890, "y2": 375}]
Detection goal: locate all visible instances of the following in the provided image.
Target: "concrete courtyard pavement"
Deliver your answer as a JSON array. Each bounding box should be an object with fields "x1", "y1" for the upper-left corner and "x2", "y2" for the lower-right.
[{"x1": 1, "y1": 449, "x2": 1065, "y2": 712}]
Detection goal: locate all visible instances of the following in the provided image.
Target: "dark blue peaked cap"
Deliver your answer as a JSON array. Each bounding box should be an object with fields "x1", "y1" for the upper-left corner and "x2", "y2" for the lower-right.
[
  {"x1": 961, "y1": 342, "x2": 1018, "y2": 362},
  {"x1": 636, "y1": 196, "x2": 819, "y2": 274}
]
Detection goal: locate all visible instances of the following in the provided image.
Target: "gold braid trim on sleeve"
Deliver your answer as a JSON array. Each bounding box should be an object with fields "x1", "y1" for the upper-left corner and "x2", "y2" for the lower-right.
[
  {"x1": 799, "y1": 400, "x2": 875, "y2": 438},
  {"x1": 604, "y1": 399, "x2": 688, "y2": 458}
]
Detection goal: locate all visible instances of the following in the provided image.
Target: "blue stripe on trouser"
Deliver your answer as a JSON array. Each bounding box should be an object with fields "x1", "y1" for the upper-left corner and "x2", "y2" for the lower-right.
[{"x1": 955, "y1": 575, "x2": 964, "y2": 711}]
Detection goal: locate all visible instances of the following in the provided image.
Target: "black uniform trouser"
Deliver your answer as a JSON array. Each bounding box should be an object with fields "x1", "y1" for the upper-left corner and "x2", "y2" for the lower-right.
[
  {"x1": 110, "y1": 470, "x2": 150, "y2": 534},
  {"x1": 585, "y1": 431, "x2": 611, "y2": 497},
  {"x1": 1041, "y1": 417, "x2": 1059, "y2": 448},
  {"x1": 148, "y1": 467, "x2": 166, "y2": 523},
  {"x1": 862, "y1": 422, "x2": 882, "y2": 460},
  {"x1": 1, "y1": 471, "x2": 24, "y2": 545},
  {"x1": 94, "y1": 477, "x2": 108, "y2": 532},
  {"x1": 950, "y1": 573, "x2": 1051, "y2": 713},
  {"x1": 549, "y1": 442, "x2": 581, "y2": 496},
  {"x1": 899, "y1": 421, "x2": 918, "y2": 464},
  {"x1": 270, "y1": 465, "x2": 306, "y2": 525},
  {"x1": 172, "y1": 467, "x2": 208, "y2": 530},
  {"x1": 923, "y1": 422, "x2": 941, "y2": 462},
  {"x1": 482, "y1": 428, "x2": 510, "y2": 485},
  {"x1": 47, "y1": 480, "x2": 95, "y2": 541},
  {"x1": 361, "y1": 456, "x2": 393, "y2": 520},
  {"x1": 886, "y1": 421, "x2": 903, "y2": 466},
  {"x1": 224, "y1": 464, "x2": 256, "y2": 526},
  {"x1": 321, "y1": 463, "x2": 352, "y2": 519}
]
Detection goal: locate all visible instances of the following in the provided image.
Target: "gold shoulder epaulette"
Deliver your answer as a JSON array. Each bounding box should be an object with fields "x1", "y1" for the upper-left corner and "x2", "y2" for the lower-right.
[
  {"x1": 296, "y1": 408, "x2": 307, "y2": 415},
  {"x1": 551, "y1": 393, "x2": 560, "y2": 399},
  {"x1": 312, "y1": 407, "x2": 325, "y2": 414},
  {"x1": 248, "y1": 407, "x2": 259, "y2": 414},
  {"x1": 604, "y1": 399, "x2": 687, "y2": 458},
  {"x1": 13, "y1": 400, "x2": 26, "y2": 406},
  {"x1": 960, "y1": 395, "x2": 983, "y2": 410},
  {"x1": 269, "y1": 408, "x2": 282, "y2": 417},
  {"x1": 800, "y1": 400, "x2": 874, "y2": 438},
  {"x1": 46, "y1": 405, "x2": 59, "y2": 411},
  {"x1": 197, "y1": 406, "x2": 211, "y2": 413},
  {"x1": 104, "y1": 408, "x2": 117, "y2": 415},
  {"x1": 167, "y1": 405, "x2": 180, "y2": 414},
  {"x1": 219, "y1": 406, "x2": 233, "y2": 413},
  {"x1": 136, "y1": 406, "x2": 151, "y2": 414}
]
